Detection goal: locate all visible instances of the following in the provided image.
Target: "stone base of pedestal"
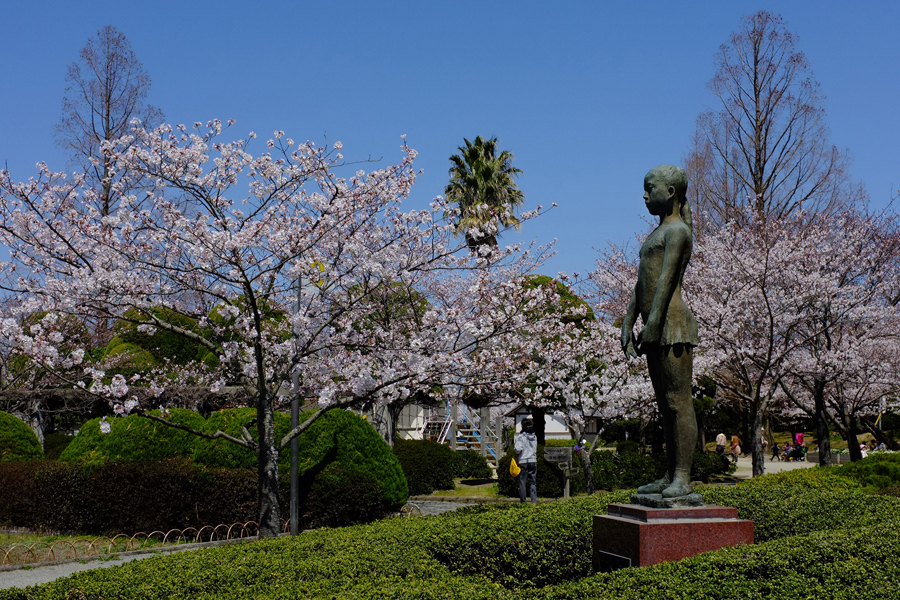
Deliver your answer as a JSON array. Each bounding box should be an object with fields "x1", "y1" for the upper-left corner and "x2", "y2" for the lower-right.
[{"x1": 593, "y1": 503, "x2": 753, "y2": 572}]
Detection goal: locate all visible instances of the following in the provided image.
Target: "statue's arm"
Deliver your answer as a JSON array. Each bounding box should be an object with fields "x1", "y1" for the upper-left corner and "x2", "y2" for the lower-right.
[
  {"x1": 621, "y1": 286, "x2": 639, "y2": 358},
  {"x1": 640, "y1": 226, "x2": 690, "y2": 345}
]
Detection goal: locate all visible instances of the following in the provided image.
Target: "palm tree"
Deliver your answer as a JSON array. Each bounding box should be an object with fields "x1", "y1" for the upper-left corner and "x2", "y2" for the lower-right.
[{"x1": 445, "y1": 136, "x2": 524, "y2": 252}]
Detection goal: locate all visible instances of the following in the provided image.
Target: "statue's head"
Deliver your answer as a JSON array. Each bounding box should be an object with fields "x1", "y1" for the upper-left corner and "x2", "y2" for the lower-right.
[
  {"x1": 644, "y1": 164, "x2": 687, "y2": 203},
  {"x1": 644, "y1": 164, "x2": 691, "y2": 229}
]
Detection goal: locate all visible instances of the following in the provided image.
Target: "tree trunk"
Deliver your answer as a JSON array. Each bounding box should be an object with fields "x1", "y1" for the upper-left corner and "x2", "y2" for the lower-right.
[
  {"x1": 568, "y1": 423, "x2": 595, "y2": 494},
  {"x1": 696, "y1": 410, "x2": 707, "y2": 452},
  {"x1": 861, "y1": 415, "x2": 899, "y2": 450},
  {"x1": 532, "y1": 406, "x2": 546, "y2": 446},
  {"x1": 386, "y1": 403, "x2": 403, "y2": 448},
  {"x1": 844, "y1": 415, "x2": 864, "y2": 462},
  {"x1": 256, "y1": 390, "x2": 281, "y2": 537},
  {"x1": 813, "y1": 379, "x2": 833, "y2": 466},
  {"x1": 749, "y1": 402, "x2": 766, "y2": 477},
  {"x1": 24, "y1": 406, "x2": 45, "y2": 450}
]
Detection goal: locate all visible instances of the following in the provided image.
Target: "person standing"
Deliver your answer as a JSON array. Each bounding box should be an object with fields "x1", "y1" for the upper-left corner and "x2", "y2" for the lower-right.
[
  {"x1": 715, "y1": 432, "x2": 727, "y2": 456},
  {"x1": 515, "y1": 418, "x2": 538, "y2": 504},
  {"x1": 730, "y1": 435, "x2": 742, "y2": 463}
]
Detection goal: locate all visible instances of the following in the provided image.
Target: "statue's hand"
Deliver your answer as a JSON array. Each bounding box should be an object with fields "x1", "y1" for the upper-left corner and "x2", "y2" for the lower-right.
[
  {"x1": 621, "y1": 329, "x2": 639, "y2": 359},
  {"x1": 625, "y1": 339, "x2": 638, "y2": 359}
]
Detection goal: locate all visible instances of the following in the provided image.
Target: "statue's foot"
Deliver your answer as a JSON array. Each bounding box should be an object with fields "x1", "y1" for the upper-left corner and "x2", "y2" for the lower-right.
[
  {"x1": 661, "y1": 480, "x2": 693, "y2": 498},
  {"x1": 636, "y1": 477, "x2": 670, "y2": 494}
]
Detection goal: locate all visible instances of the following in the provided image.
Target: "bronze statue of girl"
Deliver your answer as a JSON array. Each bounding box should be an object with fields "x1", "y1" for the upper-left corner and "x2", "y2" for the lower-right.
[{"x1": 621, "y1": 164, "x2": 698, "y2": 499}]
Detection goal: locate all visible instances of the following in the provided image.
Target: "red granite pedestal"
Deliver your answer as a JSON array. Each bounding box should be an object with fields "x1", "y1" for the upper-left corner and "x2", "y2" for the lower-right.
[{"x1": 593, "y1": 504, "x2": 754, "y2": 572}]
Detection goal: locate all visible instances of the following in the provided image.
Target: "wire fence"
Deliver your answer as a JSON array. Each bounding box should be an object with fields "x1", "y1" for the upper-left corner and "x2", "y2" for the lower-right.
[
  {"x1": 1, "y1": 521, "x2": 263, "y2": 567},
  {"x1": 3, "y1": 506, "x2": 429, "y2": 566}
]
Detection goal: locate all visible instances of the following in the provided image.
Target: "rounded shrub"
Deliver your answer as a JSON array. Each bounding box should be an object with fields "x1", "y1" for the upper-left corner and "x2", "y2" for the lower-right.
[
  {"x1": 690, "y1": 451, "x2": 736, "y2": 481},
  {"x1": 59, "y1": 409, "x2": 206, "y2": 465},
  {"x1": 191, "y1": 408, "x2": 292, "y2": 469},
  {"x1": 615, "y1": 440, "x2": 641, "y2": 455},
  {"x1": 392, "y1": 438, "x2": 457, "y2": 495},
  {"x1": 294, "y1": 409, "x2": 408, "y2": 524},
  {"x1": 304, "y1": 463, "x2": 396, "y2": 528},
  {"x1": 590, "y1": 449, "x2": 663, "y2": 491},
  {"x1": 455, "y1": 449, "x2": 493, "y2": 479},
  {"x1": 0, "y1": 411, "x2": 43, "y2": 461},
  {"x1": 828, "y1": 452, "x2": 900, "y2": 491}
]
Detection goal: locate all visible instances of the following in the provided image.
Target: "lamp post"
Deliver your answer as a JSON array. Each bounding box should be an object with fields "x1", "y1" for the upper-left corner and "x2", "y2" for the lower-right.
[{"x1": 290, "y1": 276, "x2": 301, "y2": 536}]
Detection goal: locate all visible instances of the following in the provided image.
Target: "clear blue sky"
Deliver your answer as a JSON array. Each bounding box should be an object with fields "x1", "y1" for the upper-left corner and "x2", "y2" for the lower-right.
[{"x1": 2, "y1": 1, "x2": 898, "y2": 279}]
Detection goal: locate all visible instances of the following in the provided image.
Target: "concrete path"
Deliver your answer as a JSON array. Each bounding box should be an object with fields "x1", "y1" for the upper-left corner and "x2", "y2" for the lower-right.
[
  {"x1": 730, "y1": 454, "x2": 817, "y2": 479},
  {"x1": 0, "y1": 542, "x2": 219, "y2": 591}
]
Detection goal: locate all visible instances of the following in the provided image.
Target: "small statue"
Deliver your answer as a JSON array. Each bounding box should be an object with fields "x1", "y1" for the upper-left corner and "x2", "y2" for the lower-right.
[{"x1": 621, "y1": 164, "x2": 698, "y2": 499}]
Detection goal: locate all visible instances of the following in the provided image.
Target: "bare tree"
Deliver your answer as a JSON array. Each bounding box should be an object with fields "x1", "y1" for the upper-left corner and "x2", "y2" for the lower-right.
[
  {"x1": 56, "y1": 25, "x2": 163, "y2": 216},
  {"x1": 686, "y1": 11, "x2": 862, "y2": 233}
]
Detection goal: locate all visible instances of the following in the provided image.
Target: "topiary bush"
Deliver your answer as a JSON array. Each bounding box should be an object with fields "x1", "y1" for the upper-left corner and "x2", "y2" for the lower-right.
[
  {"x1": 304, "y1": 463, "x2": 397, "y2": 528},
  {"x1": 823, "y1": 452, "x2": 900, "y2": 491},
  {"x1": 690, "y1": 451, "x2": 736, "y2": 482},
  {"x1": 59, "y1": 409, "x2": 207, "y2": 466},
  {"x1": 393, "y1": 438, "x2": 457, "y2": 495},
  {"x1": 456, "y1": 449, "x2": 493, "y2": 479},
  {"x1": 190, "y1": 407, "x2": 292, "y2": 469},
  {"x1": 590, "y1": 449, "x2": 663, "y2": 491},
  {"x1": 615, "y1": 440, "x2": 640, "y2": 455},
  {"x1": 293, "y1": 409, "x2": 408, "y2": 523},
  {"x1": 0, "y1": 411, "x2": 43, "y2": 461},
  {"x1": 51, "y1": 407, "x2": 404, "y2": 530}
]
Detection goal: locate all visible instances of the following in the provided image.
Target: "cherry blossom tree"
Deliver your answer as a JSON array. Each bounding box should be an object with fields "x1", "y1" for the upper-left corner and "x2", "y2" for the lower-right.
[
  {"x1": 777, "y1": 210, "x2": 900, "y2": 463},
  {"x1": 686, "y1": 213, "x2": 817, "y2": 477},
  {"x1": 688, "y1": 208, "x2": 900, "y2": 473},
  {"x1": 0, "y1": 121, "x2": 560, "y2": 536}
]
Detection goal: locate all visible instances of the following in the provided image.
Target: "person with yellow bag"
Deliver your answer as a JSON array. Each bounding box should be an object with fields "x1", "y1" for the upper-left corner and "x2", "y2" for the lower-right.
[{"x1": 514, "y1": 418, "x2": 538, "y2": 504}]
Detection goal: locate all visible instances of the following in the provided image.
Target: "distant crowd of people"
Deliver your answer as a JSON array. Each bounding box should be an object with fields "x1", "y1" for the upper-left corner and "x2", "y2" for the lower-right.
[{"x1": 716, "y1": 429, "x2": 887, "y2": 464}]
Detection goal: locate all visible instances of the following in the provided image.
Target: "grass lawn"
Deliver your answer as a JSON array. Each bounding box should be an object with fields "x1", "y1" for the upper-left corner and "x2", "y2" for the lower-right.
[{"x1": 428, "y1": 478, "x2": 502, "y2": 498}]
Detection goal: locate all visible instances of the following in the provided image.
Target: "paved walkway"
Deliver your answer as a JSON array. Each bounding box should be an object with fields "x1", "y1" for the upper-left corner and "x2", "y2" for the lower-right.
[
  {"x1": 731, "y1": 454, "x2": 817, "y2": 479},
  {"x1": 0, "y1": 541, "x2": 227, "y2": 591}
]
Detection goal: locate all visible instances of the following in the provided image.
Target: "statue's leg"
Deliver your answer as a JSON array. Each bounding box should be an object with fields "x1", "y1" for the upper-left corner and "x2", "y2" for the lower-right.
[
  {"x1": 659, "y1": 345, "x2": 697, "y2": 498},
  {"x1": 637, "y1": 348, "x2": 672, "y2": 494}
]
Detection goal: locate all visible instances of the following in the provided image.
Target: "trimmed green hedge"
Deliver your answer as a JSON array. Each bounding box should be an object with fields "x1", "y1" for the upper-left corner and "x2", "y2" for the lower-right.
[
  {"x1": 293, "y1": 409, "x2": 408, "y2": 524},
  {"x1": 823, "y1": 452, "x2": 900, "y2": 491},
  {"x1": 59, "y1": 409, "x2": 206, "y2": 465},
  {"x1": 0, "y1": 411, "x2": 42, "y2": 461},
  {"x1": 393, "y1": 438, "x2": 457, "y2": 495},
  {"x1": 456, "y1": 449, "x2": 493, "y2": 479},
  {"x1": 4, "y1": 468, "x2": 900, "y2": 599},
  {"x1": 0, "y1": 459, "x2": 257, "y2": 533},
  {"x1": 190, "y1": 408, "x2": 292, "y2": 469},
  {"x1": 11, "y1": 408, "x2": 407, "y2": 532},
  {"x1": 590, "y1": 450, "x2": 661, "y2": 491}
]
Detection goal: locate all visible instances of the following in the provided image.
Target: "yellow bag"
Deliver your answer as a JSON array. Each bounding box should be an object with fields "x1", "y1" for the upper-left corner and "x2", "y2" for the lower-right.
[{"x1": 510, "y1": 457, "x2": 521, "y2": 477}]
